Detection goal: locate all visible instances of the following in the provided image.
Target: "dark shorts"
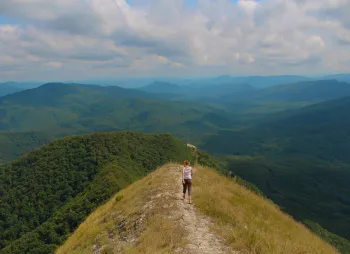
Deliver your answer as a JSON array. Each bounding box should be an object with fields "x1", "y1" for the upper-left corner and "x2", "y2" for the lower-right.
[{"x1": 183, "y1": 179, "x2": 192, "y2": 195}]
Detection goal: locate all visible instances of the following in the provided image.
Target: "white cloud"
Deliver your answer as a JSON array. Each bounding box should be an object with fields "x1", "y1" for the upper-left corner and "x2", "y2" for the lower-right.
[
  {"x1": 0, "y1": 0, "x2": 349, "y2": 80},
  {"x1": 45, "y1": 61, "x2": 62, "y2": 68},
  {"x1": 238, "y1": 0, "x2": 259, "y2": 14}
]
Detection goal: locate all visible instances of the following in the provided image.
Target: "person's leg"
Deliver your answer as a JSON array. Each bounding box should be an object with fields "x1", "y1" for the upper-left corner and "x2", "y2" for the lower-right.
[
  {"x1": 187, "y1": 179, "x2": 192, "y2": 204},
  {"x1": 183, "y1": 181, "x2": 187, "y2": 200}
]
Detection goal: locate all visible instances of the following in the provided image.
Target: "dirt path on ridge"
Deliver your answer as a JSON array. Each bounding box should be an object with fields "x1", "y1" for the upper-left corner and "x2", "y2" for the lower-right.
[{"x1": 165, "y1": 165, "x2": 237, "y2": 254}]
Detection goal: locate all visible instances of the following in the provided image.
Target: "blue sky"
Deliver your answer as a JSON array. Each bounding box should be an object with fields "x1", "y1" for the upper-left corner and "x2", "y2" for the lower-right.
[
  {"x1": 0, "y1": 0, "x2": 349, "y2": 81},
  {"x1": 0, "y1": 16, "x2": 12, "y2": 24}
]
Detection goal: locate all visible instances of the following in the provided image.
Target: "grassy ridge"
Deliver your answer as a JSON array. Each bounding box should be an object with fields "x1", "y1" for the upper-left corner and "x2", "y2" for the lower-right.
[
  {"x1": 0, "y1": 132, "x2": 194, "y2": 254},
  {"x1": 57, "y1": 164, "x2": 187, "y2": 254},
  {"x1": 58, "y1": 164, "x2": 337, "y2": 254}
]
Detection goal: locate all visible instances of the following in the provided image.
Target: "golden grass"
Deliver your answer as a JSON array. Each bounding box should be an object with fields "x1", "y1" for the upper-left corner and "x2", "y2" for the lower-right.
[
  {"x1": 125, "y1": 215, "x2": 186, "y2": 254},
  {"x1": 193, "y1": 165, "x2": 339, "y2": 254},
  {"x1": 56, "y1": 163, "x2": 186, "y2": 254},
  {"x1": 57, "y1": 163, "x2": 337, "y2": 254}
]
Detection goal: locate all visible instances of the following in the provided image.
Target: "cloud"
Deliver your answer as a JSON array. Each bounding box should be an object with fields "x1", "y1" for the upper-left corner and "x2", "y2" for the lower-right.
[
  {"x1": 45, "y1": 61, "x2": 62, "y2": 68},
  {"x1": 0, "y1": 0, "x2": 349, "y2": 80}
]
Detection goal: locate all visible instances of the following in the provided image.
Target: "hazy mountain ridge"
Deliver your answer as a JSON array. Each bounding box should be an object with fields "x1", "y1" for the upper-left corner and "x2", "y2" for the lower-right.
[
  {"x1": 138, "y1": 81, "x2": 185, "y2": 94},
  {"x1": 0, "y1": 82, "x2": 24, "y2": 97},
  {"x1": 137, "y1": 78, "x2": 350, "y2": 114},
  {"x1": 0, "y1": 82, "x2": 235, "y2": 162},
  {"x1": 247, "y1": 79, "x2": 350, "y2": 102}
]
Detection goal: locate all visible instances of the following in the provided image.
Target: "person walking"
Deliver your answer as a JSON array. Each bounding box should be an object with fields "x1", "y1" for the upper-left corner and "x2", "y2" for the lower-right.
[{"x1": 182, "y1": 160, "x2": 193, "y2": 204}]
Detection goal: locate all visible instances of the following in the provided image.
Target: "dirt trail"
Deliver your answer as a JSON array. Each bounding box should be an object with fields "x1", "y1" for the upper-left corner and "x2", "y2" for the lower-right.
[{"x1": 166, "y1": 165, "x2": 236, "y2": 254}]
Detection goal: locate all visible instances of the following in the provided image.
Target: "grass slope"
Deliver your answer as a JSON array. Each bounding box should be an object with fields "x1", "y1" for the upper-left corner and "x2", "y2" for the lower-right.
[
  {"x1": 194, "y1": 165, "x2": 338, "y2": 254},
  {"x1": 58, "y1": 164, "x2": 337, "y2": 254},
  {"x1": 0, "y1": 131, "x2": 195, "y2": 254}
]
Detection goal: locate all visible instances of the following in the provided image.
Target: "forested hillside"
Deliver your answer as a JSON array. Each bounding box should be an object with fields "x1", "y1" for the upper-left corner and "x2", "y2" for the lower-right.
[
  {"x1": 202, "y1": 96, "x2": 350, "y2": 252},
  {"x1": 0, "y1": 132, "x2": 51, "y2": 163},
  {"x1": 0, "y1": 82, "x2": 235, "y2": 162},
  {"x1": 0, "y1": 131, "x2": 208, "y2": 254},
  {"x1": 1, "y1": 80, "x2": 349, "y2": 163}
]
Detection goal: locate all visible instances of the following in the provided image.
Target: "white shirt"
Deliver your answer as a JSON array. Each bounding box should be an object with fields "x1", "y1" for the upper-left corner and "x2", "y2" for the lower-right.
[{"x1": 183, "y1": 166, "x2": 192, "y2": 180}]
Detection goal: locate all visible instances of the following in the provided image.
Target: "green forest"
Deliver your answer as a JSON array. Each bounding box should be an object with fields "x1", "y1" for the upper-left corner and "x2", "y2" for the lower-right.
[
  {"x1": 200, "y1": 96, "x2": 350, "y2": 253},
  {"x1": 1, "y1": 79, "x2": 350, "y2": 253},
  {"x1": 0, "y1": 83, "x2": 236, "y2": 163},
  {"x1": 0, "y1": 131, "x2": 215, "y2": 254}
]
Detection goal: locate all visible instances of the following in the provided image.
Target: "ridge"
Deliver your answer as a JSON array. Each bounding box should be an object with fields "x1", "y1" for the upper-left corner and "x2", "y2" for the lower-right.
[{"x1": 57, "y1": 164, "x2": 338, "y2": 254}]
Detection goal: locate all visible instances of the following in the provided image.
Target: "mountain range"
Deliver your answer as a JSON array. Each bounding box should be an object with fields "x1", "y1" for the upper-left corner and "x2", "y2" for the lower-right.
[
  {"x1": 0, "y1": 82, "x2": 236, "y2": 162},
  {"x1": 1, "y1": 76, "x2": 350, "y2": 253},
  {"x1": 138, "y1": 79, "x2": 350, "y2": 114}
]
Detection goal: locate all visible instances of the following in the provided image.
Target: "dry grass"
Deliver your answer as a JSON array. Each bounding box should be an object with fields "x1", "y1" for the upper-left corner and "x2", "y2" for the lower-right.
[
  {"x1": 192, "y1": 165, "x2": 339, "y2": 254},
  {"x1": 125, "y1": 215, "x2": 186, "y2": 254},
  {"x1": 56, "y1": 163, "x2": 186, "y2": 254},
  {"x1": 57, "y1": 163, "x2": 338, "y2": 254}
]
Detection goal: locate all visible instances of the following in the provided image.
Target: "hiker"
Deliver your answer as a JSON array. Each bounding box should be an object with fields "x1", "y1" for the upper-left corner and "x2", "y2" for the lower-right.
[{"x1": 182, "y1": 160, "x2": 193, "y2": 204}]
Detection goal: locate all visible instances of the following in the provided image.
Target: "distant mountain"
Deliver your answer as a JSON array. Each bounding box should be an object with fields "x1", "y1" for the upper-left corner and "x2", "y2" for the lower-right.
[
  {"x1": 191, "y1": 83, "x2": 255, "y2": 104},
  {"x1": 324, "y1": 73, "x2": 350, "y2": 83},
  {"x1": 138, "y1": 76, "x2": 322, "y2": 109},
  {"x1": 227, "y1": 79, "x2": 350, "y2": 119},
  {"x1": 138, "y1": 80, "x2": 256, "y2": 105},
  {"x1": 231, "y1": 75, "x2": 311, "y2": 89},
  {"x1": 186, "y1": 75, "x2": 311, "y2": 89},
  {"x1": 249, "y1": 79, "x2": 350, "y2": 102},
  {"x1": 0, "y1": 82, "x2": 24, "y2": 97},
  {"x1": 0, "y1": 82, "x2": 152, "y2": 107},
  {"x1": 0, "y1": 82, "x2": 235, "y2": 162},
  {"x1": 138, "y1": 81, "x2": 185, "y2": 94},
  {"x1": 202, "y1": 96, "x2": 350, "y2": 243}
]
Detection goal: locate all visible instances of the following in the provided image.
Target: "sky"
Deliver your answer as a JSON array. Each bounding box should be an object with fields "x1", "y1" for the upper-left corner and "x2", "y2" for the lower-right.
[{"x1": 0, "y1": 0, "x2": 349, "y2": 81}]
